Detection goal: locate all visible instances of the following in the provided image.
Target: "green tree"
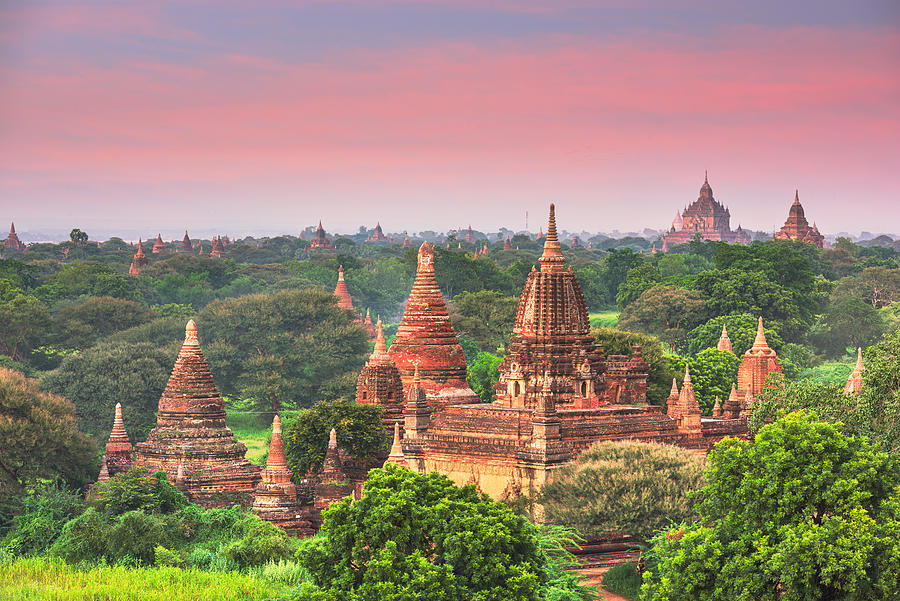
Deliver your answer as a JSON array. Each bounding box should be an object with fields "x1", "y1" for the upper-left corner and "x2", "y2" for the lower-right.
[
  {"x1": 616, "y1": 263, "x2": 661, "y2": 310},
  {"x1": 0, "y1": 288, "x2": 50, "y2": 361},
  {"x1": 299, "y1": 464, "x2": 593, "y2": 601},
  {"x1": 282, "y1": 400, "x2": 388, "y2": 477},
  {"x1": 449, "y1": 291, "x2": 518, "y2": 353},
  {"x1": 594, "y1": 327, "x2": 674, "y2": 404},
  {"x1": 54, "y1": 296, "x2": 154, "y2": 350},
  {"x1": 831, "y1": 266, "x2": 900, "y2": 309},
  {"x1": 198, "y1": 289, "x2": 369, "y2": 412},
  {"x1": 617, "y1": 286, "x2": 707, "y2": 348},
  {"x1": 681, "y1": 313, "x2": 784, "y2": 357},
  {"x1": 667, "y1": 348, "x2": 741, "y2": 414},
  {"x1": 467, "y1": 352, "x2": 502, "y2": 402},
  {"x1": 0, "y1": 368, "x2": 96, "y2": 526},
  {"x1": 642, "y1": 412, "x2": 900, "y2": 600},
  {"x1": 540, "y1": 441, "x2": 705, "y2": 543},
  {"x1": 41, "y1": 342, "x2": 172, "y2": 443},
  {"x1": 69, "y1": 229, "x2": 88, "y2": 258},
  {"x1": 812, "y1": 297, "x2": 887, "y2": 358}
]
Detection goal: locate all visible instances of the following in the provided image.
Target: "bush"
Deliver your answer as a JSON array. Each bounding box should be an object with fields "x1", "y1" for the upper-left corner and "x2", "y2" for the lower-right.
[
  {"x1": 467, "y1": 352, "x2": 502, "y2": 402},
  {"x1": 50, "y1": 507, "x2": 110, "y2": 564},
  {"x1": 106, "y1": 511, "x2": 181, "y2": 566},
  {"x1": 154, "y1": 545, "x2": 183, "y2": 567},
  {"x1": 225, "y1": 520, "x2": 297, "y2": 567},
  {"x1": 89, "y1": 465, "x2": 187, "y2": 516},
  {"x1": 602, "y1": 562, "x2": 642, "y2": 600},
  {"x1": 2, "y1": 483, "x2": 83, "y2": 557}
]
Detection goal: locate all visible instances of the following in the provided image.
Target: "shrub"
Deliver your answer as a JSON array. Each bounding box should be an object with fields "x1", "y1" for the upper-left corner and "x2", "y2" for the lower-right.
[
  {"x1": 601, "y1": 562, "x2": 642, "y2": 600},
  {"x1": 89, "y1": 465, "x2": 187, "y2": 516},
  {"x1": 106, "y1": 511, "x2": 180, "y2": 565},
  {"x1": 154, "y1": 545, "x2": 183, "y2": 567},
  {"x1": 2, "y1": 483, "x2": 83, "y2": 557},
  {"x1": 50, "y1": 507, "x2": 110, "y2": 564},
  {"x1": 225, "y1": 520, "x2": 297, "y2": 567}
]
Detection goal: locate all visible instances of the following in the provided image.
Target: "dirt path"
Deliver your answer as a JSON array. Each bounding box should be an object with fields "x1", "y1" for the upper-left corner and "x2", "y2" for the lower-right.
[{"x1": 575, "y1": 566, "x2": 631, "y2": 601}]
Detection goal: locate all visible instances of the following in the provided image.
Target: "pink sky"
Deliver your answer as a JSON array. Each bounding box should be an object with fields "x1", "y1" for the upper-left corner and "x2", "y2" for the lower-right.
[{"x1": 1, "y1": 2, "x2": 898, "y2": 236}]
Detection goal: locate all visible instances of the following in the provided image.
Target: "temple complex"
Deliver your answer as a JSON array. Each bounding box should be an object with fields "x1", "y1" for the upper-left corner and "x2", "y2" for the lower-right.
[
  {"x1": 176, "y1": 231, "x2": 193, "y2": 253},
  {"x1": 251, "y1": 415, "x2": 312, "y2": 535},
  {"x1": 357, "y1": 318, "x2": 405, "y2": 431},
  {"x1": 845, "y1": 348, "x2": 864, "y2": 394},
  {"x1": 3, "y1": 223, "x2": 26, "y2": 251},
  {"x1": 717, "y1": 324, "x2": 733, "y2": 353},
  {"x1": 135, "y1": 320, "x2": 261, "y2": 507},
  {"x1": 152, "y1": 234, "x2": 166, "y2": 254},
  {"x1": 310, "y1": 221, "x2": 331, "y2": 249},
  {"x1": 99, "y1": 403, "x2": 134, "y2": 481},
  {"x1": 366, "y1": 222, "x2": 389, "y2": 242},
  {"x1": 662, "y1": 173, "x2": 751, "y2": 245},
  {"x1": 736, "y1": 318, "x2": 782, "y2": 401},
  {"x1": 775, "y1": 191, "x2": 825, "y2": 248},
  {"x1": 128, "y1": 239, "x2": 148, "y2": 275},
  {"x1": 210, "y1": 236, "x2": 226, "y2": 258},
  {"x1": 387, "y1": 242, "x2": 480, "y2": 406}
]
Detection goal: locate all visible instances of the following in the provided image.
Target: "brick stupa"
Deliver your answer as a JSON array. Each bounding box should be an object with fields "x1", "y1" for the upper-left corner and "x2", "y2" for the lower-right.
[
  {"x1": 310, "y1": 221, "x2": 331, "y2": 249},
  {"x1": 662, "y1": 173, "x2": 751, "y2": 245},
  {"x1": 366, "y1": 222, "x2": 389, "y2": 242},
  {"x1": 128, "y1": 238, "x2": 148, "y2": 275},
  {"x1": 135, "y1": 320, "x2": 260, "y2": 507},
  {"x1": 176, "y1": 231, "x2": 193, "y2": 253},
  {"x1": 495, "y1": 203, "x2": 606, "y2": 408},
  {"x1": 99, "y1": 402, "x2": 134, "y2": 481},
  {"x1": 333, "y1": 265, "x2": 354, "y2": 311},
  {"x1": 736, "y1": 317, "x2": 782, "y2": 401},
  {"x1": 3, "y1": 222, "x2": 26, "y2": 251},
  {"x1": 716, "y1": 324, "x2": 733, "y2": 353},
  {"x1": 363, "y1": 309, "x2": 375, "y2": 339},
  {"x1": 252, "y1": 415, "x2": 309, "y2": 534},
  {"x1": 388, "y1": 241, "x2": 479, "y2": 406},
  {"x1": 845, "y1": 348, "x2": 864, "y2": 394},
  {"x1": 356, "y1": 318, "x2": 405, "y2": 431},
  {"x1": 775, "y1": 190, "x2": 825, "y2": 248},
  {"x1": 152, "y1": 233, "x2": 167, "y2": 254},
  {"x1": 210, "y1": 235, "x2": 225, "y2": 258}
]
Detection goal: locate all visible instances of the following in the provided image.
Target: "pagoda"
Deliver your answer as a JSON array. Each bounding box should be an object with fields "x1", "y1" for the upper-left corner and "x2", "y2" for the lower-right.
[
  {"x1": 152, "y1": 234, "x2": 167, "y2": 254},
  {"x1": 495, "y1": 203, "x2": 606, "y2": 409},
  {"x1": 252, "y1": 415, "x2": 309, "y2": 535},
  {"x1": 366, "y1": 222, "x2": 389, "y2": 242},
  {"x1": 388, "y1": 241, "x2": 479, "y2": 406},
  {"x1": 99, "y1": 403, "x2": 134, "y2": 481},
  {"x1": 845, "y1": 348, "x2": 864, "y2": 394},
  {"x1": 716, "y1": 324, "x2": 733, "y2": 353},
  {"x1": 775, "y1": 190, "x2": 825, "y2": 248},
  {"x1": 736, "y1": 318, "x2": 782, "y2": 401},
  {"x1": 210, "y1": 236, "x2": 226, "y2": 258},
  {"x1": 135, "y1": 320, "x2": 260, "y2": 507},
  {"x1": 176, "y1": 231, "x2": 193, "y2": 253},
  {"x1": 363, "y1": 309, "x2": 375, "y2": 339},
  {"x1": 333, "y1": 266, "x2": 358, "y2": 320},
  {"x1": 504, "y1": 236, "x2": 512, "y2": 250},
  {"x1": 310, "y1": 221, "x2": 331, "y2": 249},
  {"x1": 464, "y1": 225, "x2": 476, "y2": 243},
  {"x1": 662, "y1": 173, "x2": 751, "y2": 245},
  {"x1": 402, "y1": 234, "x2": 410, "y2": 248},
  {"x1": 3, "y1": 223, "x2": 26, "y2": 251},
  {"x1": 356, "y1": 318, "x2": 405, "y2": 431},
  {"x1": 128, "y1": 238, "x2": 148, "y2": 275}
]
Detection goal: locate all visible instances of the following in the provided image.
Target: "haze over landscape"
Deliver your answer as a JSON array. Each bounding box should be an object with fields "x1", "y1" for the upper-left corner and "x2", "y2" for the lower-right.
[{"x1": 2, "y1": 0, "x2": 898, "y2": 236}]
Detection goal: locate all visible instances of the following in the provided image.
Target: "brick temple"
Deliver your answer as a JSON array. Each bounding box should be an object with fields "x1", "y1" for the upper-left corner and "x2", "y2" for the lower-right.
[
  {"x1": 736, "y1": 318, "x2": 783, "y2": 401},
  {"x1": 356, "y1": 317, "x2": 405, "y2": 431},
  {"x1": 3, "y1": 222, "x2": 26, "y2": 251},
  {"x1": 775, "y1": 190, "x2": 825, "y2": 248},
  {"x1": 135, "y1": 320, "x2": 261, "y2": 507},
  {"x1": 152, "y1": 233, "x2": 167, "y2": 254},
  {"x1": 387, "y1": 241, "x2": 480, "y2": 406},
  {"x1": 366, "y1": 222, "x2": 390, "y2": 242},
  {"x1": 176, "y1": 231, "x2": 193, "y2": 253},
  {"x1": 845, "y1": 348, "x2": 864, "y2": 393},
  {"x1": 128, "y1": 238, "x2": 148, "y2": 275},
  {"x1": 310, "y1": 221, "x2": 331, "y2": 249},
  {"x1": 662, "y1": 173, "x2": 751, "y2": 246},
  {"x1": 210, "y1": 235, "x2": 226, "y2": 258}
]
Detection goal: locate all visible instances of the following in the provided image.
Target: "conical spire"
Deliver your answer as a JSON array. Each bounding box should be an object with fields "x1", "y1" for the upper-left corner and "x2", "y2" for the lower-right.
[
  {"x1": 370, "y1": 317, "x2": 390, "y2": 364},
  {"x1": 9, "y1": 222, "x2": 15, "y2": 235},
  {"x1": 712, "y1": 396, "x2": 722, "y2": 417},
  {"x1": 135, "y1": 238, "x2": 144, "y2": 257},
  {"x1": 102, "y1": 402, "x2": 133, "y2": 477},
  {"x1": 750, "y1": 317, "x2": 770, "y2": 352},
  {"x1": 110, "y1": 402, "x2": 129, "y2": 442},
  {"x1": 793, "y1": 189, "x2": 800, "y2": 205},
  {"x1": 669, "y1": 378, "x2": 679, "y2": 397},
  {"x1": 333, "y1": 265, "x2": 354, "y2": 310},
  {"x1": 845, "y1": 347, "x2": 864, "y2": 393},
  {"x1": 717, "y1": 323, "x2": 733, "y2": 353},
  {"x1": 539, "y1": 203, "x2": 566, "y2": 272},
  {"x1": 266, "y1": 415, "x2": 288, "y2": 471},
  {"x1": 384, "y1": 422, "x2": 406, "y2": 467}
]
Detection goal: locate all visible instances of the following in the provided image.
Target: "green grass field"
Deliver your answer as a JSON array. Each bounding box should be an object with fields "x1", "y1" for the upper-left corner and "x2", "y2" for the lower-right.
[
  {"x1": 227, "y1": 410, "x2": 302, "y2": 464},
  {"x1": 0, "y1": 557, "x2": 287, "y2": 601},
  {"x1": 589, "y1": 311, "x2": 619, "y2": 328}
]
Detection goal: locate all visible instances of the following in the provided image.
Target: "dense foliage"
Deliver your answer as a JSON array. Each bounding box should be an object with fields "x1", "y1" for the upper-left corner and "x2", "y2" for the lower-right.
[{"x1": 641, "y1": 412, "x2": 900, "y2": 600}]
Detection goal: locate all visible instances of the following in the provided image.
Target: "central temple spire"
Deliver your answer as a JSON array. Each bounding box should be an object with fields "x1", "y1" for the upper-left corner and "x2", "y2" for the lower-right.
[{"x1": 539, "y1": 203, "x2": 566, "y2": 272}]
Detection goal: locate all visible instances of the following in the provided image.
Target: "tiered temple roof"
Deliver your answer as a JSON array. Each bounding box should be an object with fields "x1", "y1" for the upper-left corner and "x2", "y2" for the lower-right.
[
  {"x1": 717, "y1": 324, "x2": 733, "y2": 353},
  {"x1": 356, "y1": 318, "x2": 405, "y2": 430},
  {"x1": 210, "y1": 236, "x2": 226, "y2": 258},
  {"x1": 176, "y1": 231, "x2": 193, "y2": 253},
  {"x1": 736, "y1": 318, "x2": 782, "y2": 400},
  {"x1": 135, "y1": 320, "x2": 260, "y2": 507},
  {"x1": 128, "y1": 238, "x2": 148, "y2": 275},
  {"x1": 333, "y1": 266, "x2": 355, "y2": 312},
  {"x1": 495, "y1": 204, "x2": 606, "y2": 409},
  {"x1": 363, "y1": 309, "x2": 375, "y2": 339},
  {"x1": 310, "y1": 221, "x2": 331, "y2": 249},
  {"x1": 845, "y1": 348, "x2": 864, "y2": 394},
  {"x1": 366, "y1": 222, "x2": 389, "y2": 242},
  {"x1": 388, "y1": 241, "x2": 479, "y2": 406},
  {"x1": 99, "y1": 403, "x2": 133, "y2": 481},
  {"x1": 775, "y1": 191, "x2": 825, "y2": 248},
  {"x1": 3, "y1": 222, "x2": 26, "y2": 251},
  {"x1": 252, "y1": 416, "x2": 311, "y2": 534},
  {"x1": 504, "y1": 236, "x2": 512, "y2": 250},
  {"x1": 152, "y1": 233, "x2": 167, "y2": 254},
  {"x1": 464, "y1": 225, "x2": 475, "y2": 243},
  {"x1": 662, "y1": 173, "x2": 751, "y2": 245}
]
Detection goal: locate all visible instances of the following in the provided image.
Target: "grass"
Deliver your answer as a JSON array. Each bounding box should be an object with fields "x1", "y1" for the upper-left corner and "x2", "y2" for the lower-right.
[
  {"x1": 602, "y1": 561, "x2": 643, "y2": 600},
  {"x1": 798, "y1": 361, "x2": 854, "y2": 385},
  {"x1": 589, "y1": 311, "x2": 619, "y2": 328},
  {"x1": 0, "y1": 556, "x2": 287, "y2": 601},
  {"x1": 227, "y1": 410, "x2": 303, "y2": 464}
]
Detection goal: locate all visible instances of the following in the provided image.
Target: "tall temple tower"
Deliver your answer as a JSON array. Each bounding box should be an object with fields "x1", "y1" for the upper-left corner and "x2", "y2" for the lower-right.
[
  {"x1": 128, "y1": 239, "x2": 148, "y2": 275},
  {"x1": 135, "y1": 320, "x2": 260, "y2": 507},
  {"x1": 736, "y1": 317, "x2": 782, "y2": 401},
  {"x1": 152, "y1": 233, "x2": 167, "y2": 254},
  {"x1": 388, "y1": 241, "x2": 479, "y2": 406},
  {"x1": 356, "y1": 318, "x2": 405, "y2": 430},
  {"x1": 3, "y1": 222, "x2": 26, "y2": 251},
  {"x1": 775, "y1": 190, "x2": 825, "y2": 248},
  {"x1": 310, "y1": 221, "x2": 331, "y2": 249},
  {"x1": 494, "y1": 204, "x2": 606, "y2": 409},
  {"x1": 662, "y1": 173, "x2": 751, "y2": 245},
  {"x1": 176, "y1": 231, "x2": 193, "y2": 253}
]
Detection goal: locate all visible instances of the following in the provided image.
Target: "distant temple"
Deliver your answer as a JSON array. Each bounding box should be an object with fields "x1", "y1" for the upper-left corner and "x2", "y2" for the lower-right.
[
  {"x1": 717, "y1": 324, "x2": 733, "y2": 353},
  {"x1": 402, "y1": 235, "x2": 410, "y2": 248},
  {"x1": 504, "y1": 235, "x2": 512, "y2": 250},
  {"x1": 845, "y1": 348, "x2": 864, "y2": 394},
  {"x1": 152, "y1": 234, "x2": 167, "y2": 254},
  {"x1": 363, "y1": 309, "x2": 375, "y2": 339},
  {"x1": 464, "y1": 225, "x2": 476, "y2": 243},
  {"x1": 662, "y1": 173, "x2": 751, "y2": 246},
  {"x1": 366, "y1": 222, "x2": 390, "y2": 242},
  {"x1": 735, "y1": 318, "x2": 782, "y2": 403},
  {"x1": 774, "y1": 190, "x2": 825, "y2": 248},
  {"x1": 128, "y1": 238, "x2": 148, "y2": 275},
  {"x1": 176, "y1": 231, "x2": 193, "y2": 253},
  {"x1": 98, "y1": 403, "x2": 133, "y2": 481},
  {"x1": 210, "y1": 235, "x2": 226, "y2": 258},
  {"x1": 310, "y1": 221, "x2": 331, "y2": 249},
  {"x1": 3, "y1": 222, "x2": 26, "y2": 251}
]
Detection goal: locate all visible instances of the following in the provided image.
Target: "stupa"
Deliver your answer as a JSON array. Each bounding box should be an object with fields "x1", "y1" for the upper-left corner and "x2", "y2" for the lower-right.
[
  {"x1": 99, "y1": 403, "x2": 134, "y2": 480},
  {"x1": 128, "y1": 239, "x2": 148, "y2": 275},
  {"x1": 135, "y1": 320, "x2": 260, "y2": 507},
  {"x1": 176, "y1": 231, "x2": 193, "y2": 253},
  {"x1": 464, "y1": 225, "x2": 476, "y2": 243},
  {"x1": 3, "y1": 222, "x2": 26, "y2": 251},
  {"x1": 775, "y1": 190, "x2": 825, "y2": 248},
  {"x1": 388, "y1": 241, "x2": 479, "y2": 406},
  {"x1": 495, "y1": 203, "x2": 606, "y2": 409},
  {"x1": 736, "y1": 318, "x2": 782, "y2": 400},
  {"x1": 366, "y1": 222, "x2": 389, "y2": 242},
  {"x1": 310, "y1": 221, "x2": 331, "y2": 249},
  {"x1": 504, "y1": 236, "x2": 512, "y2": 250},
  {"x1": 356, "y1": 318, "x2": 405, "y2": 430},
  {"x1": 152, "y1": 234, "x2": 166, "y2": 254},
  {"x1": 252, "y1": 415, "x2": 309, "y2": 534},
  {"x1": 210, "y1": 236, "x2": 226, "y2": 258},
  {"x1": 363, "y1": 309, "x2": 375, "y2": 339},
  {"x1": 716, "y1": 324, "x2": 733, "y2": 353},
  {"x1": 662, "y1": 173, "x2": 751, "y2": 245},
  {"x1": 333, "y1": 266, "x2": 355, "y2": 312},
  {"x1": 845, "y1": 348, "x2": 864, "y2": 394}
]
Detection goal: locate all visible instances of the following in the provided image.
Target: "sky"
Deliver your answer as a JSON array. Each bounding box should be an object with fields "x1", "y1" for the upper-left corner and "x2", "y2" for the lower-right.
[{"x1": 1, "y1": 0, "x2": 899, "y2": 238}]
